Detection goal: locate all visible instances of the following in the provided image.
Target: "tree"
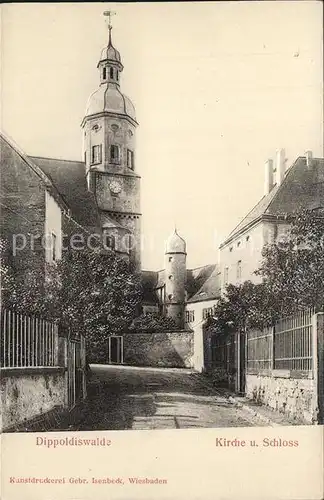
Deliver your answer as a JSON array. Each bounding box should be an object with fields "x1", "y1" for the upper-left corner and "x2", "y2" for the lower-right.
[
  {"x1": 2, "y1": 245, "x2": 142, "y2": 360},
  {"x1": 205, "y1": 281, "x2": 273, "y2": 337},
  {"x1": 256, "y1": 209, "x2": 324, "y2": 312},
  {"x1": 128, "y1": 312, "x2": 178, "y2": 333}
]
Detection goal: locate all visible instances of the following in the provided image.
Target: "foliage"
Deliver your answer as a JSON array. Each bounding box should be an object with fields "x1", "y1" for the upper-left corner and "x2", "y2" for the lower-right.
[
  {"x1": 256, "y1": 209, "x2": 324, "y2": 312},
  {"x1": 2, "y1": 244, "x2": 142, "y2": 360},
  {"x1": 128, "y1": 312, "x2": 178, "y2": 333},
  {"x1": 0, "y1": 237, "x2": 17, "y2": 305},
  {"x1": 205, "y1": 281, "x2": 274, "y2": 336}
]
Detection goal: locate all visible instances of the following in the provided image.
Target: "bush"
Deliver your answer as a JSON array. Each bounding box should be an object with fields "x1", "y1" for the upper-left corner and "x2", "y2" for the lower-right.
[{"x1": 128, "y1": 313, "x2": 178, "y2": 333}]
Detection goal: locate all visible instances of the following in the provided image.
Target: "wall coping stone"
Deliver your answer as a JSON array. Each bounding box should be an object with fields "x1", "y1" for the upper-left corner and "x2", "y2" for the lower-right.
[
  {"x1": 0, "y1": 366, "x2": 66, "y2": 378},
  {"x1": 124, "y1": 330, "x2": 192, "y2": 336},
  {"x1": 247, "y1": 369, "x2": 313, "y2": 380}
]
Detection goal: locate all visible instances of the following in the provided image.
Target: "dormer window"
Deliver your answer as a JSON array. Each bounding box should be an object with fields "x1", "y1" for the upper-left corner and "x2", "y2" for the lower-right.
[
  {"x1": 103, "y1": 67, "x2": 107, "y2": 80},
  {"x1": 110, "y1": 145, "x2": 120, "y2": 164},
  {"x1": 110, "y1": 67, "x2": 114, "y2": 79}
]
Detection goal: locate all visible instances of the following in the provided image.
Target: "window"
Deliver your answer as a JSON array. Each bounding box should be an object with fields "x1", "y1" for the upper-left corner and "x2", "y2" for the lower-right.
[
  {"x1": 84, "y1": 151, "x2": 86, "y2": 164},
  {"x1": 168, "y1": 294, "x2": 173, "y2": 301},
  {"x1": 104, "y1": 235, "x2": 115, "y2": 250},
  {"x1": 116, "y1": 71, "x2": 119, "y2": 81},
  {"x1": 103, "y1": 67, "x2": 107, "y2": 80},
  {"x1": 186, "y1": 310, "x2": 195, "y2": 323},
  {"x1": 203, "y1": 307, "x2": 214, "y2": 320},
  {"x1": 51, "y1": 233, "x2": 57, "y2": 262},
  {"x1": 229, "y1": 246, "x2": 233, "y2": 252},
  {"x1": 237, "y1": 260, "x2": 242, "y2": 280},
  {"x1": 110, "y1": 67, "x2": 114, "y2": 79},
  {"x1": 246, "y1": 235, "x2": 250, "y2": 242},
  {"x1": 127, "y1": 149, "x2": 134, "y2": 170},
  {"x1": 168, "y1": 275, "x2": 173, "y2": 280},
  {"x1": 237, "y1": 241, "x2": 241, "y2": 248},
  {"x1": 169, "y1": 256, "x2": 172, "y2": 262},
  {"x1": 224, "y1": 267, "x2": 229, "y2": 285},
  {"x1": 91, "y1": 145, "x2": 102, "y2": 165},
  {"x1": 110, "y1": 145, "x2": 120, "y2": 163}
]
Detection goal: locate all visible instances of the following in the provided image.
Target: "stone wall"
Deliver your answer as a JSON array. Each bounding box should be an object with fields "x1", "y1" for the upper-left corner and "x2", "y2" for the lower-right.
[
  {"x1": 123, "y1": 331, "x2": 194, "y2": 368},
  {"x1": 0, "y1": 368, "x2": 66, "y2": 432},
  {"x1": 245, "y1": 371, "x2": 316, "y2": 424}
]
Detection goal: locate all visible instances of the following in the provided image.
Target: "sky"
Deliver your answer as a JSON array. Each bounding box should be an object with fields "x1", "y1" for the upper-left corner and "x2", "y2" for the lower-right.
[{"x1": 1, "y1": 2, "x2": 323, "y2": 271}]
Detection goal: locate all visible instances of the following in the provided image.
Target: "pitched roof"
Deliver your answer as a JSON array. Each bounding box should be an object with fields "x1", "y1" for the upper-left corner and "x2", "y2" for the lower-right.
[
  {"x1": 187, "y1": 266, "x2": 221, "y2": 303},
  {"x1": 29, "y1": 156, "x2": 101, "y2": 231},
  {"x1": 141, "y1": 264, "x2": 219, "y2": 305},
  {"x1": 223, "y1": 156, "x2": 324, "y2": 245},
  {"x1": 0, "y1": 132, "x2": 69, "y2": 212}
]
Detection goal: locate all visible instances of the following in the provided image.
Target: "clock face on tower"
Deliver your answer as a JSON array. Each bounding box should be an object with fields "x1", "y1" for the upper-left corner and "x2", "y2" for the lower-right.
[{"x1": 109, "y1": 180, "x2": 122, "y2": 194}]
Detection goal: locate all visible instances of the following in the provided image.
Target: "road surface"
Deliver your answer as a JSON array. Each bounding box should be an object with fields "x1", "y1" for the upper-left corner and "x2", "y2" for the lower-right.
[{"x1": 72, "y1": 365, "x2": 263, "y2": 430}]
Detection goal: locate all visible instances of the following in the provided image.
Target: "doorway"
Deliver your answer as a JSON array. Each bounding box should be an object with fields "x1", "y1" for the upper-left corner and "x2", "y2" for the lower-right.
[{"x1": 108, "y1": 336, "x2": 123, "y2": 364}]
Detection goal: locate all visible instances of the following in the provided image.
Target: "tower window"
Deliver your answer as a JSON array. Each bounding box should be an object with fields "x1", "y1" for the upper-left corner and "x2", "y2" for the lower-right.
[
  {"x1": 237, "y1": 260, "x2": 242, "y2": 280},
  {"x1": 104, "y1": 235, "x2": 115, "y2": 250},
  {"x1": 116, "y1": 71, "x2": 119, "y2": 81},
  {"x1": 168, "y1": 257, "x2": 172, "y2": 262},
  {"x1": 91, "y1": 144, "x2": 102, "y2": 165},
  {"x1": 110, "y1": 145, "x2": 120, "y2": 163},
  {"x1": 168, "y1": 275, "x2": 173, "y2": 280},
  {"x1": 168, "y1": 294, "x2": 173, "y2": 301},
  {"x1": 110, "y1": 67, "x2": 114, "y2": 79},
  {"x1": 103, "y1": 67, "x2": 107, "y2": 80},
  {"x1": 127, "y1": 149, "x2": 134, "y2": 170}
]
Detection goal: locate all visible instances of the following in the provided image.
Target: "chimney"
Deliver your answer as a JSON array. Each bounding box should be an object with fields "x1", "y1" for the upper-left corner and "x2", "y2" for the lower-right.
[
  {"x1": 275, "y1": 148, "x2": 286, "y2": 186},
  {"x1": 305, "y1": 150, "x2": 313, "y2": 169},
  {"x1": 264, "y1": 159, "x2": 274, "y2": 195}
]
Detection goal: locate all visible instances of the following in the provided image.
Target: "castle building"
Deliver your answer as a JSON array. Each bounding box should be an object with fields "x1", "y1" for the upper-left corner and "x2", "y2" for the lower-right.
[{"x1": 219, "y1": 150, "x2": 324, "y2": 294}]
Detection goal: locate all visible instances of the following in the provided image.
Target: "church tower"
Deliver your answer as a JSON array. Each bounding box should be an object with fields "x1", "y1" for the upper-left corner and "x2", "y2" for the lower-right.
[
  {"x1": 164, "y1": 230, "x2": 187, "y2": 329},
  {"x1": 81, "y1": 13, "x2": 141, "y2": 270}
]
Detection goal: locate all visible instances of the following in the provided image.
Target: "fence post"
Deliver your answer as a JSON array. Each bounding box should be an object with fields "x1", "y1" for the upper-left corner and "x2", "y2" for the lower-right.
[
  {"x1": 314, "y1": 313, "x2": 324, "y2": 424},
  {"x1": 271, "y1": 325, "x2": 275, "y2": 370}
]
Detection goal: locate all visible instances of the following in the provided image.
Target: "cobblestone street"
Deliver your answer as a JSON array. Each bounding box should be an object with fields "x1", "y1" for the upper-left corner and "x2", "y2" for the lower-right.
[{"x1": 69, "y1": 365, "x2": 266, "y2": 431}]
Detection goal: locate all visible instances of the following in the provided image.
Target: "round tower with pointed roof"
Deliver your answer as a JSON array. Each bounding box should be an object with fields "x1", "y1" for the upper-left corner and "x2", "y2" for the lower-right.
[
  {"x1": 164, "y1": 229, "x2": 187, "y2": 329},
  {"x1": 81, "y1": 15, "x2": 141, "y2": 270}
]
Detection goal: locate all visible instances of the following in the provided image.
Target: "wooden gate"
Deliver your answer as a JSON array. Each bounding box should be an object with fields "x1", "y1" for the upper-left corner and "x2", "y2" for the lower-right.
[
  {"x1": 67, "y1": 339, "x2": 83, "y2": 409},
  {"x1": 107, "y1": 336, "x2": 123, "y2": 364}
]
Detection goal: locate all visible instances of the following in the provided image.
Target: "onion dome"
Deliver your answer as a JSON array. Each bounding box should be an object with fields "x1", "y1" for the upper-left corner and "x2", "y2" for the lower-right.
[
  {"x1": 165, "y1": 229, "x2": 186, "y2": 254},
  {"x1": 85, "y1": 85, "x2": 136, "y2": 122}
]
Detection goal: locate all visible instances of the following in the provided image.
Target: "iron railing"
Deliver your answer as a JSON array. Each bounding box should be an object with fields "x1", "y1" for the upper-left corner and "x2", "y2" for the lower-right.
[
  {"x1": 246, "y1": 309, "x2": 314, "y2": 373},
  {"x1": 0, "y1": 308, "x2": 58, "y2": 368}
]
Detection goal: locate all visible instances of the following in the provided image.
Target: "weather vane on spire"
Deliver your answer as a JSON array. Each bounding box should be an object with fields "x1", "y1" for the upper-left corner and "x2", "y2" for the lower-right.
[
  {"x1": 103, "y1": 10, "x2": 116, "y2": 31},
  {"x1": 103, "y1": 10, "x2": 116, "y2": 45}
]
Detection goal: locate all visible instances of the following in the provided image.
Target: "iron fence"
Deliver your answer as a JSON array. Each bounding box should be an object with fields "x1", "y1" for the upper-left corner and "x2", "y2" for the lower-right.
[
  {"x1": 211, "y1": 333, "x2": 235, "y2": 373},
  {"x1": 246, "y1": 325, "x2": 273, "y2": 371},
  {"x1": 274, "y1": 309, "x2": 313, "y2": 371},
  {"x1": 246, "y1": 309, "x2": 314, "y2": 373},
  {"x1": 0, "y1": 308, "x2": 58, "y2": 368}
]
